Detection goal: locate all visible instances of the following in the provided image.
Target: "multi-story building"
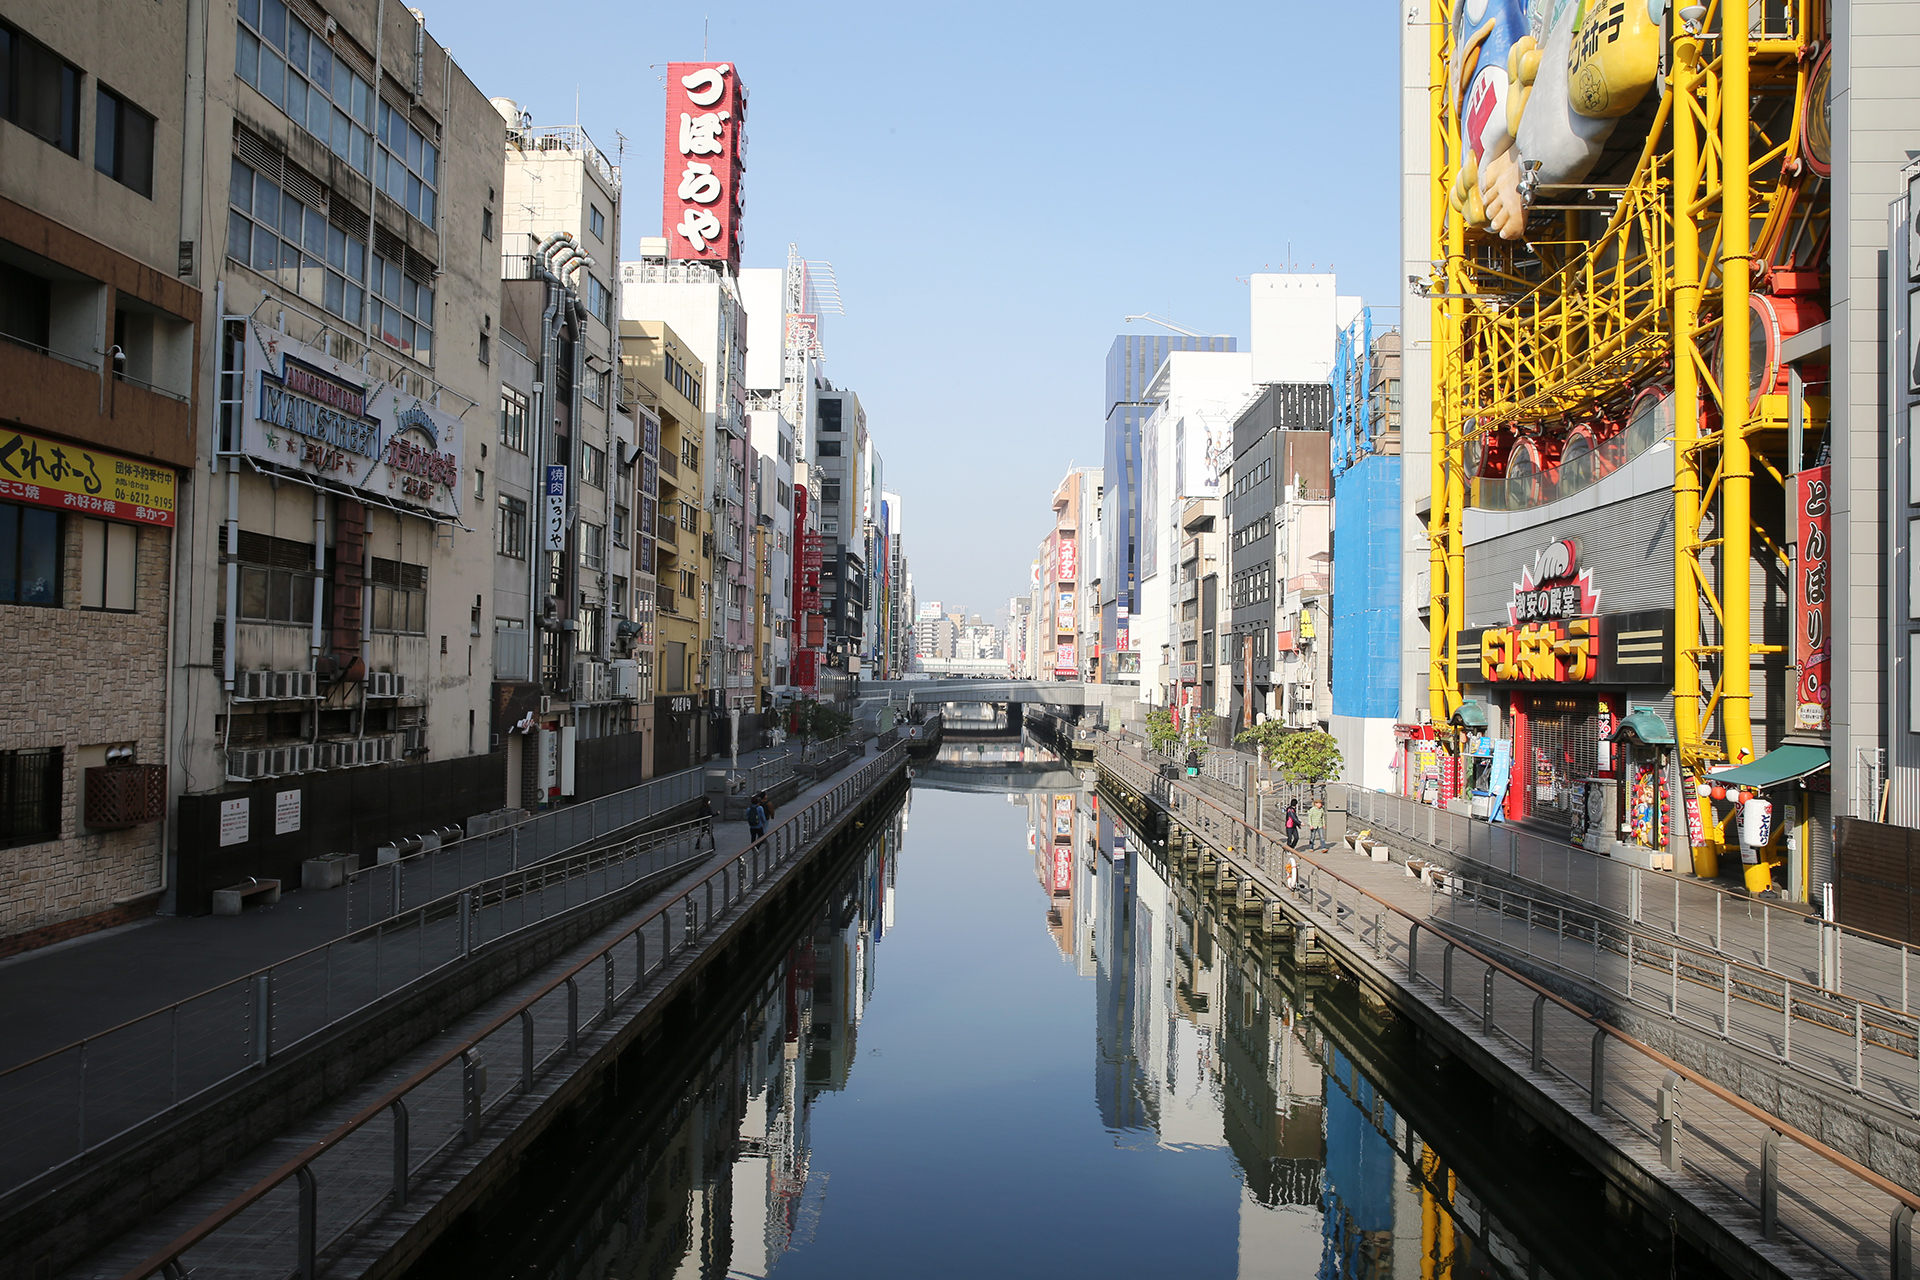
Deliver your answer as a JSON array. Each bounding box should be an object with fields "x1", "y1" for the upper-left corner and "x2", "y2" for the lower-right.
[
  {"x1": 1100, "y1": 332, "x2": 1235, "y2": 687},
  {"x1": 621, "y1": 319, "x2": 711, "y2": 772},
  {"x1": 0, "y1": 4, "x2": 203, "y2": 947},
  {"x1": 168, "y1": 0, "x2": 504, "y2": 910},
  {"x1": 880, "y1": 490, "x2": 909, "y2": 680},
  {"x1": 491, "y1": 106, "x2": 641, "y2": 803},
  {"x1": 1329, "y1": 313, "x2": 1403, "y2": 790},
  {"x1": 1176, "y1": 498, "x2": 1224, "y2": 721},
  {"x1": 810, "y1": 384, "x2": 866, "y2": 676},
  {"x1": 1037, "y1": 466, "x2": 1099, "y2": 680}
]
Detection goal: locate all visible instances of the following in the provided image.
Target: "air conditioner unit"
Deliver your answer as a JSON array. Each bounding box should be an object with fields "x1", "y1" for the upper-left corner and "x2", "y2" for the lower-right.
[
  {"x1": 289, "y1": 743, "x2": 315, "y2": 773},
  {"x1": 226, "y1": 749, "x2": 265, "y2": 780},
  {"x1": 267, "y1": 671, "x2": 291, "y2": 700},
  {"x1": 285, "y1": 670, "x2": 316, "y2": 699},
  {"x1": 369, "y1": 672, "x2": 395, "y2": 697},
  {"x1": 238, "y1": 671, "x2": 269, "y2": 700},
  {"x1": 266, "y1": 746, "x2": 293, "y2": 776},
  {"x1": 394, "y1": 674, "x2": 412, "y2": 699},
  {"x1": 609, "y1": 659, "x2": 638, "y2": 700},
  {"x1": 573, "y1": 659, "x2": 607, "y2": 702},
  {"x1": 403, "y1": 725, "x2": 427, "y2": 755},
  {"x1": 539, "y1": 695, "x2": 554, "y2": 715},
  {"x1": 313, "y1": 740, "x2": 344, "y2": 769}
]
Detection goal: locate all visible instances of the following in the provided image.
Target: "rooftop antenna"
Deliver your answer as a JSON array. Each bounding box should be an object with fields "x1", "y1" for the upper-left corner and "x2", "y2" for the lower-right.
[
  {"x1": 1123, "y1": 313, "x2": 1229, "y2": 339},
  {"x1": 703, "y1": 17, "x2": 709, "y2": 57}
]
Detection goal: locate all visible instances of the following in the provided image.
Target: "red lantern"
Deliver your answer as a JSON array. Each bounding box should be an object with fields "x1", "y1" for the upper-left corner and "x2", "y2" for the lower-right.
[{"x1": 1710, "y1": 785, "x2": 1726, "y2": 801}]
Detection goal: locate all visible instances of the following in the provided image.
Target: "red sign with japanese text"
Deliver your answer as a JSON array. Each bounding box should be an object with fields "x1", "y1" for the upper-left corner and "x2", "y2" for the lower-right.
[
  {"x1": 1056, "y1": 536, "x2": 1076, "y2": 583},
  {"x1": 662, "y1": 62, "x2": 746, "y2": 268},
  {"x1": 1793, "y1": 466, "x2": 1830, "y2": 730},
  {"x1": 792, "y1": 649, "x2": 818, "y2": 689},
  {"x1": 1052, "y1": 845, "x2": 1072, "y2": 894}
]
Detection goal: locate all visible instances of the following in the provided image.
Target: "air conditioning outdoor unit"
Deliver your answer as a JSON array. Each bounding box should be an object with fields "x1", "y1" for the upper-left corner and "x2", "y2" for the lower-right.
[
  {"x1": 289, "y1": 744, "x2": 315, "y2": 773},
  {"x1": 266, "y1": 746, "x2": 293, "y2": 776},
  {"x1": 314, "y1": 740, "x2": 345, "y2": 769},
  {"x1": 394, "y1": 674, "x2": 412, "y2": 699},
  {"x1": 284, "y1": 670, "x2": 316, "y2": 699},
  {"x1": 226, "y1": 749, "x2": 264, "y2": 780},
  {"x1": 238, "y1": 671, "x2": 269, "y2": 700},
  {"x1": 369, "y1": 672, "x2": 395, "y2": 697},
  {"x1": 609, "y1": 659, "x2": 638, "y2": 700},
  {"x1": 404, "y1": 725, "x2": 427, "y2": 755}
]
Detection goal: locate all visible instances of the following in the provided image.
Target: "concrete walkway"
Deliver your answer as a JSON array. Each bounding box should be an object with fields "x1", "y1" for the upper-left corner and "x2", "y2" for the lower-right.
[{"x1": 0, "y1": 741, "x2": 805, "y2": 1075}]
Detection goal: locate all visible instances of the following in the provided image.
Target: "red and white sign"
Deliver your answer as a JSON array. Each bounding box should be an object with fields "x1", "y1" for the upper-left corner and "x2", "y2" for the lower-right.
[
  {"x1": 1052, "y1": 845, "x2": 1072, "y2": 894},
  {"x1": 1054, "y1": 642, "x2": 1076, "y2": 675},
  {"x1": 662, "y1": 62, "x2": 746, "y2": 269},
  {"x1": 1056, "y1": 536, "x2": 1076, "y2": 583},
  {"x1": 1794, "y1": 466, "x2": 1830, "y2": 730},
  {"x1": 1053, "y1": 794, "x2": 1074, "y2": 840}
]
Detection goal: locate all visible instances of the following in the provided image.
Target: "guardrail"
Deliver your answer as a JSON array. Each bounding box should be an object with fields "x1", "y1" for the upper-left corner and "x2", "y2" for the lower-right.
[
  {"x1": 344, "y1": 766, "x2": 706, "y2": 927},
  {"x1": 1099, "y1": 748, "x2": 1920, "y2": 1280},
  {"x1": 121, "y1": 744, "x2": 907, "y2": 1280},
  {"x1": 0, "y1": 818, "x2": 713, "y2": 1201},
  {"x1": 1337, "y1": 782, "x2": 1920, "y2": 1019}
]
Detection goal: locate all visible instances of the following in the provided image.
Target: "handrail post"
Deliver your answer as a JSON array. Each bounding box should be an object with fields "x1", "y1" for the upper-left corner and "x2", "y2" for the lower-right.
[
  {"x1": 1443, "y1": 943, "x2": 1455, "y2": 1007},
  {"x1": 1760, "y1": 1130, "x2": 1780, "y2": 1238},
  {"x1": 1532, "y1": 993, "x2": 1546, "y2": 1071},
  {"x1": 252, "y1": 973, "x2": 272, "y2": 1067},
  {"x1": 294, "y1": 1165, "x2": 317, "y2": 1280},
  {"x1": 1894, "y1": 1205, "x2": 1916, "y2": 1280},
  {"x1": 565, "y1": 977, "x2": 579, "y2": 1052},
  {"x1": 1482, "y1": 965, "x2": 1494, "y2": 1034},
  {"x1": 1657, "y1": 1070, "x2": 1682, "y2": 1170},
  {"x1": 460, "y1": 890, "x2": 473, "y2": 958},
  {"x1": 1591, "y1": 1028, "x2": 1607, "y2": 1115},
  {"x1": 462, "y1": 1049, "x2": 484, "y2": 1143},
  {"x1": 1409, "y1": 923, "x2": 1419, "y2": 982},
  {"x1": 390, "y1": 1098, "x2": 409, "y2": 1207}
]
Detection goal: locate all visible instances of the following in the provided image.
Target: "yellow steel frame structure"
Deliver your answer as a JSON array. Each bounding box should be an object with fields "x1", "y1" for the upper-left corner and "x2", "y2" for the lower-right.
[{"x1": 1429, "y1": 1, "x2": 1827, "y2": 851}]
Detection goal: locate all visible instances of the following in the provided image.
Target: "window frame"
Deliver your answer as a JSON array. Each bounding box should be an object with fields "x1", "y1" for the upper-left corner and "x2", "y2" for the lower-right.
[
  {"x1": 234, "y1": 0, "x2": 377, "y2": 181},
  {"x1": 0, "y1": 501, "x2": 62, "y2": 607},
  {"x1": 79, "y1": 516, "x2": 137, "y2": 612},
  {"x1": 0, "y1": 746, "x2": 63, "y2": 849},
  {"x1": 499, "y1": 386, "x2": 529, "y2": 452},
  {"x1": 497, "y1": 493, "x2": 527, "y2": 559},
  {"x1": 93, "y1": 84, "x2": 155, "y2": 197},
  {"x1": 1, "y1": 22, "x2": 81, "y2": 157}
]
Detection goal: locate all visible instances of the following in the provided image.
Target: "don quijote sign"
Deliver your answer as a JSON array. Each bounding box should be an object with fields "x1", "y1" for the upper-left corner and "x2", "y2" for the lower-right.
[
  {"x1": 244, "y1": 320, "x2": 463, "y2": 520},
  {"x1": 1507, "y1": 538, "x2": 1600, "y2": 624}
]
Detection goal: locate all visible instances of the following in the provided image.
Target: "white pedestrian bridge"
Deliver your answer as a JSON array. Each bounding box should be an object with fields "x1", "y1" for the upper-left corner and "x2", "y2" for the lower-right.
[{"x1": 862, "y1": 679, "x2": 1112, "y2": 708}]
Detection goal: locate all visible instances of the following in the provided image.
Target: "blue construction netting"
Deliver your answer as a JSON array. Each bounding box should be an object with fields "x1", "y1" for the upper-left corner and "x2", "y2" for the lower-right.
[
  {"x1": 1330, "y1": 308, "x2": 1373, "y2": 477},
  {"x1": 1330, "y1": 454, "x2": 1401, "y2": 718}
]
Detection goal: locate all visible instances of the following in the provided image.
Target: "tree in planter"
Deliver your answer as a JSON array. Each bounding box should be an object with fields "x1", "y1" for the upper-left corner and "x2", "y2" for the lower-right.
[
  {"x1": 1271, "y1": 729, "x2": 1343, "y2": 794},
  {"x1": 1147, "y1": 707, "x2": 1215, "y2": 763},
  {"x1": 792, "y1": 699, "x2": 852, "y2": 759},
  {"x1": 1234, "y1": 719, "x2": 1292, "y2": 759},
  {"x1": 1144, "y1": 707, "x2": 1181, "y2": 755}
]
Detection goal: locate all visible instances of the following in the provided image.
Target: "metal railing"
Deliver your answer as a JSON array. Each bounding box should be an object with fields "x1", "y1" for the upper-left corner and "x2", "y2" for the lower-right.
[
  {"x1": 1336, "y1": 782, "x2": 1920, "y2": 1017},
  {"x1": 121, "y1": 745, "x2": 908, "y2": 1280},
  {"x1": 1099, "y1": 748, "x2": 1920, "y2": 1280},
  {"x1": 343, "y1": 767, "x2": 706, "y2": 930},
  {"x1": 1436, "y1": 879, "x2": 1920, "y2": 1119},
  {"x1": 0, "y1": 818, "x2": 713, "y2": 1201}
]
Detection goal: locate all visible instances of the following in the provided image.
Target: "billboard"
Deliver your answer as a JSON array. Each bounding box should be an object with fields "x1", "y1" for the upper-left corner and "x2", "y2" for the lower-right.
[
  {"x1": 1056, "y1": 535, "x2": 1076, "y2": 583},
  {"x1": 243, "y1": 320, "x2": 462, "y2": 520},
  {"x1": 1055, "y1": 642, "x2": 1076, "y2": 675},
  {"x1": 662, "y1": 62, "x2": 746, "y2": 268},
  {"x1": 0, "y1": 424, "x2": 176, "y2": 527},
  {"x1": 1793, "y1": 467, "x2": 1830, "y2": 730}
]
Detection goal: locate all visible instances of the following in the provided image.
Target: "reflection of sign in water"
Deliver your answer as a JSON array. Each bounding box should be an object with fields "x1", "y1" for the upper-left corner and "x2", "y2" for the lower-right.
[{"x1": 0, "y1": 426, "x2": 177, "y2": 526}]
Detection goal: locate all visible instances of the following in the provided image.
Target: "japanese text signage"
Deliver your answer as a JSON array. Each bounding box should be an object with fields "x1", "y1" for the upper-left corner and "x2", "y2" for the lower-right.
[
  {"x1": 0, "y1": 426, "x2": 176, "y2": 526},
  {"x1": 1457, "y1": 609, "x2": 1674, "y2": 687},
  {"x1": 663, "y1": 62, "x2": 746, "y2": 269},
  {"x1": 1507, "y1": 538, "x2": 1600, "y2": 624},
  {"x1": 244, "y1": 321, "x2": 463, "y2": 520},
  {"x1": 1056, "y1": 536, "x2": 1076, "y2": 583},
  {"x1": 1055, "y1": 642, "x2": 1077, "y2": 675},
  {"x1": 1794, "y1": 466, "x2": 1830, "y2": 730},
  {"x1": 544, "y1": 465, "x2": 567, "y2": 552}
]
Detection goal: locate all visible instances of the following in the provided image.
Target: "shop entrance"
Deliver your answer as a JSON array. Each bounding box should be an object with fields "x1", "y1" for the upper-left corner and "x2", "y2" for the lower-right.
[{"x1": 1522, "y1": 694, "x2": 1601, "y2": 830}]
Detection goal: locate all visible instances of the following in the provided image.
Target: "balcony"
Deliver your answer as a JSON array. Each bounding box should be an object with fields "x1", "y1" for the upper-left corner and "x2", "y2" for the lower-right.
[
  {"x1": 657, "y1": 449, "x2": 679, "y2": 481},
  {"x1": 657, "y1": 515, "x2": 678, "y2": 543},
  {"x1": 657, "y1": 585, "x2": 678, "y2": 614}
]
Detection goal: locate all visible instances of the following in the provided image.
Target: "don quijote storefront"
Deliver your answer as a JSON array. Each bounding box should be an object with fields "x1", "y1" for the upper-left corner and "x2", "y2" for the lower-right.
[{"x1": 1454, "y1": 538, "x2": 1679, "y2": 866}]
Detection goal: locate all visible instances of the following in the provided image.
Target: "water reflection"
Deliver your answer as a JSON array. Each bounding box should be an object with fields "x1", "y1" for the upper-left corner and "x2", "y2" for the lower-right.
[{"x1": 417, "y1": 784, "x2": 1722, "y2": 1280}]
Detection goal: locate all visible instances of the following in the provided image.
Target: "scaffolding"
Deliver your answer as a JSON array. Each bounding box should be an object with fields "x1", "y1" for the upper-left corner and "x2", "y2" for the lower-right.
[{"x1": 1428, "y1": 0, "x2": 1830, "y2": 855}]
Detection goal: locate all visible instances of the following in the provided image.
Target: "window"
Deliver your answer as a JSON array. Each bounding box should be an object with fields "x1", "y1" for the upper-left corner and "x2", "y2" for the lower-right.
[
  {"x1": 680, "y1": 439, "x2": 699, "y2": 471},
  {"x1": 586, "y1": 275, "x2": 612, "y2": 327},
  {"x1": 500, "y1": 386, "x2": 528, "y2": 452},
  {"x1": 497, "y1": 494, "x2": 526, "y2": 558},
  {"x1": 373, "y1": 98, "x2": 438, "y2": 226},
  {"x1": 576, "y1": 604, "x2": 602, "y2": 655},
  {"x1": 229, "y1": 158, "x2": 366, "y2": 325},
  {"x1": 80, "y1": 518, "x2": 136, "y2": 611},
  {"x1": 823, "y1": 517, "x2": 839, "y2": 535},
  {"x1": 235, "y1": 0, "x2": 376, "y2": 179},
  {"x1": 0, "y1": 23, "x2": 80, "y2": 155},
  {"x1": 478, "y1": 331, "x2": 490, "y2": 365},
  {"x1": 369, "y1": 251, "x2": 432, "y2": 361},
  {"x1": 229, "y1": 530, "x2": 320, "y2": 624},
  {"x1": 94, "y1": 87, "x2": 154, "y2": 197},
  {"x1": 589, "y1": 205, "x2": 605, "y2": 240},
  {"x1": 581, "y1": 443, "x2": 605, "y2": 489},
  {"x1": 0, "y1": 501, "x2": 60, "y2": 606},
  {"x1": 611, "y1": 577, "x2": 627, "y2": 616},
  {"x1": 818, "y1": 399, "x2": 842, "y2": 432},
  {"x1": 369, "y1": 556, "x2": 426, "y2": 633},
  {"x1": 482, "y1": 207, "x2": 493, "y2": 241},
  {"x1": 679, "y1": 569, "x2": 697, "y2": 599},
  {"x1": 821, "y1": 479, "x2": 842, "y2": 503},
  {"x1": 665, "y1": 354, "x2": 702, "y2": 407},
  {"x1": 613, "y1": 503, "x2": 630, "y2": 548},
  {"x1": 0, "y1": 747, "x2": 61, "y2": 848},
  {"x1": 474, "y1": 469, "x2": 485, "y2": 501},
  {"x1": 816, "y1": 439, "x2": 842, "y2": 457},
  {"x1": 583, "y1": 367, "x2": 605, "y2": 406},
  {"x1": 679, "y1": 501, "x2": 697, "y2": 533},
  {"x1": 579, "y1": 521, "x2": 604, "y2": 571}
]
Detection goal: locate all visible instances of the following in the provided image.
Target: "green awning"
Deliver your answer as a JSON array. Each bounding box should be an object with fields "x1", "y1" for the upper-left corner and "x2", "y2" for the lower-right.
[
  {"x1": 1709, "y1": 744, "x2": 1830, "y2": 789},
  {"x1": 1451, "y1": 699, "x2": 1489, "y2": 729},
  {"x1": 1608, "y1": 709, "x2": 1674, "y2": 745}
]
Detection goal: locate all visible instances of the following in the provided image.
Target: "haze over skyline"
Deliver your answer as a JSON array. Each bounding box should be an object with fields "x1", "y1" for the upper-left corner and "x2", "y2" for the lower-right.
[{"x1": 431, "y1": 0, "x2": 1403, "y2": 609}]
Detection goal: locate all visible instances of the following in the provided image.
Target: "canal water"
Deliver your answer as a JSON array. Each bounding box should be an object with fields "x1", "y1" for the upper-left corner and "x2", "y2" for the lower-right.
[{"x1": 411, "y1": 744, "x2": 1727, "y2": 1279}]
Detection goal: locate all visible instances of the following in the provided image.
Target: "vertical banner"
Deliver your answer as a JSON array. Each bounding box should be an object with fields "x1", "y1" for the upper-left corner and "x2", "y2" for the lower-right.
[
  {"x1": 1793, "y1": 466, "x2": 1830, "y2": 730},
  {"x1": 663, "y1": 62, "x2": 746, "y2": 269},
  {"x1": 1057, "y1": 536, "x2": 1076, "y2": 583},
  {"x1": 544, "y1": 464, "x2": 567, "y2": 552}
]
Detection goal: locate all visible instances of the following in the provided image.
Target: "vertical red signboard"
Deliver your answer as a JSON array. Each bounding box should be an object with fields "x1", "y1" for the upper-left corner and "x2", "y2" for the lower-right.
[
  {"x1": 663, "y1": 63, "x2": 746, "y2": 269},
  {"x1": 1057, "y1": 536, "x2": 1076, "y2": 583},
  {"x1": 1793, "y1": 466, "x2": 1830, "y2": 731}
]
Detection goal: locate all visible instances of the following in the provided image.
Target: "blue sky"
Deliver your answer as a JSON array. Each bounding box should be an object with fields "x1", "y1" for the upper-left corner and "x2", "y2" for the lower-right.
[{"x1": 431, "y1": 1, "x2": 1404, "y2": 616}]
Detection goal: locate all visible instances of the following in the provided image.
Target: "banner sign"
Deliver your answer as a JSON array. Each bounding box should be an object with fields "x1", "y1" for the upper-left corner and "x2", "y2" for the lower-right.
[
  {"x1": 1054, "y1": 642, "x2": 1076, "y2": 675},
  {"x1": 245, "y1": 320, "x2": 463, "y2": 519},
  {"x1": 1793, "y1": 466, "x2": 1830, "y2": 730},
  {"x1": 0, "y1": 425, "x2": 176, "y2": 526},
  {"x1": 662, "y1": 62, "x2": 746, "y2": 268},
  {"x1": 1457, "y1": 609, "x2": 1673, "y2": 687},
  {"x1": 1056, "y1": 535, "x2": 1076, "y2": 583},
  {"x1": 544, "y1": 465, "x2": 567, "y2": 551}
]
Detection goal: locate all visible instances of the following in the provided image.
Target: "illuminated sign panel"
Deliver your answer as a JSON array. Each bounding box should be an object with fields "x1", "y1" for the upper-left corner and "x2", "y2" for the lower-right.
[
  {"x1": 1457, "y1": 609, "x2": 1673, "y2": 687},
  {"x1": 662, "y1": 62, "x2": 746, "y2": 269}
]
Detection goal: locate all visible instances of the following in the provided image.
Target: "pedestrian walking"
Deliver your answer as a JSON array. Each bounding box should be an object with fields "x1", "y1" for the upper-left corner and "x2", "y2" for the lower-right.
[
  {"x1": 1306, "y1": 798, "x2": 1327, "y2": 850},
  {"x1": 1284, "y1": 798, "x2": 1300, "y2": 849},
  {"x1": 696, "y1": 796, "x2": 717, "y2": 851},
  {"x1": 747, "y1": 799, "x2": 767, "y2": 843}
]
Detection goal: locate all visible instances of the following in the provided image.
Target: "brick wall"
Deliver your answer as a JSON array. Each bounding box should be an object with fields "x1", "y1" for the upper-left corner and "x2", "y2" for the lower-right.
[{"x1": 0, "y1": 518, "x2": 171, "y2": 947}]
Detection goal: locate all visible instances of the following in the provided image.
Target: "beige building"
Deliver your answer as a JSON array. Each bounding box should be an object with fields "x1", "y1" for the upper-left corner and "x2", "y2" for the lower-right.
[
  {"x1": 0, "y1": 5, "x2": 202, "y2": 950},
  {"x1": 164, "y1": 0, "x2": 507, "y2": 912}
]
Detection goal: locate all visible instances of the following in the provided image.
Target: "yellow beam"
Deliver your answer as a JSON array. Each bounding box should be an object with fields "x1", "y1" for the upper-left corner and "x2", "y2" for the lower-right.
[{"x1": 1720, "y1": 3, "x2": 1756, "y2": 766}]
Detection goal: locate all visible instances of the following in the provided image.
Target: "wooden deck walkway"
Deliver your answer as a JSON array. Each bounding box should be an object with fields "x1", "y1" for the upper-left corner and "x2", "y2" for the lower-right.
[{"x1": 1101, "y1": 746, "x2": 1920, "y2": 1280}]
